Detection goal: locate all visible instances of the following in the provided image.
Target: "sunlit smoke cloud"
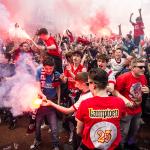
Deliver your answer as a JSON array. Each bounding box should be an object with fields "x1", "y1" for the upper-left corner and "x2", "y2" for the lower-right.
[
  {"x1": 87, "y1": 10, "x2": 110, "y2": 35},
  {"x1": 0, "y1": 53, "x2": 39, "y2": 116},
  {"x1": 0, "y1": 0, "x2": 107, "y2": 35},
  {"x1": 0, "y1": 3, "x2": 11, "y2": 38},
  {"x1": 0, "y1": 2, "x2": 11, "y2": 29},
  {"x1": 8, "y1": 24, "x2": 31, "y2": 40}
]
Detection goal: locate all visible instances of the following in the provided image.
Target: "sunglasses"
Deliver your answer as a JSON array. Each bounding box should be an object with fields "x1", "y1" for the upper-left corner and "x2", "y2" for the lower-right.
[
  {"x1": 135, "y1": 66, "x2": 145, "y2": 69},
  {"x1": 86, "y1": 81, "x2": 94, "y2": 85},
  {"x1": 86, "y1": 82, "x2": 89, "y2": 86}
]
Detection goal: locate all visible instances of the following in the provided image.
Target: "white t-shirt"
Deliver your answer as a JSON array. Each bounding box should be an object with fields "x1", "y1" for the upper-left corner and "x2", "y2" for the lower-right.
[
  {"x1": 105, "y1": 68, "x2": 116, "y2": 85},
  {"x1": 72, "y1": 92, "x2": 93, "y2": 111},
  {"x1": 110, "y1": 58, "x2": 125, "y2": 76}
]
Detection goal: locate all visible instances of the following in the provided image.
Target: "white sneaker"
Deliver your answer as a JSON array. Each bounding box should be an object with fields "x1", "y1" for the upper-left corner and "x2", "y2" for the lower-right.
[
  {"x1": 41, "y1": 123, "x2": 48, "y2": 129},
  {"x1": 140, "y1": 118, "x2": 145, "y2": 125},
  {"x1": 30, "y1": 140, "x2": 41, "y2": 149},
  {"x1": 48, "y1": 128, "x2": 51, "y2": 133}
]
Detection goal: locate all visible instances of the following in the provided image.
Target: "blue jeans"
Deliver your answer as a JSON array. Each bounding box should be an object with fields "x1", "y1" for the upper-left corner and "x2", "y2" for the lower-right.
[
  {"x1": 120, "y1": 113, "x2": 141, "y2": 147},
  {"x1": 134, "y1": 36, "x2": 140, "y2": 47},
  {"x1": 35, "y1": 106, "x2": 59, "y2": 148}
]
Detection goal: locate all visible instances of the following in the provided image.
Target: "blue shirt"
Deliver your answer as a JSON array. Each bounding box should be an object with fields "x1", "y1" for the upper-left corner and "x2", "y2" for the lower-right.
[
  {"x1": 123, "y1": 40, "x2": 135, "y2": 54},
  {"x1": 36, "y1": 66, "x2": 60, "y2": 100}
]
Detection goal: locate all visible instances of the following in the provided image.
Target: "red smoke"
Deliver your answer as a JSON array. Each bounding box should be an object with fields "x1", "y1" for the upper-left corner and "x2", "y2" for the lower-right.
[
  {"x1": 1, "y1": 0, "x2": 32, "y2": 28},
  {"x1": 0, "y1": 0, "x2": 111, "y2": 36},
  {"x1": 88, "y1": 10, "x2": 110, "y2": 34},
  {"x1": 54, "y1": 0, "x2": 78, "y2": 14},
  {"x1": 0, "y1": 0, "x2": 21, "y2": 32},
  {"x1": 1, "y1": 0, "x2": 20, "y2": 21}
]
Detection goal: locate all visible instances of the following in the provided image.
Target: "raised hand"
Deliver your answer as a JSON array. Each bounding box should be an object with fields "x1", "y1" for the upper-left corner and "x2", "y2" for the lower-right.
[
  {"x1": 66, "y1": 65, "x2": 71, "y2": 71},
  {"x1": 130, "y1": 13, "x2": 134, "y2": 16},
  {"x1": 138, "y1": 8, "x2": 142, "y2": 12},
  {"x1": 141, "y1": 85, "x2": 149, "y2": 94},
  {"x1": 41, "y1": 100, "x2": 52, "y2": 107}
]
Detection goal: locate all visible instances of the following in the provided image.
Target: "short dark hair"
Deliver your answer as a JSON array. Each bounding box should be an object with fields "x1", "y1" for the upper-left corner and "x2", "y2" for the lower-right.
[
  {"x1": 43, "y1": 56, "x2": 55, "y2": 66},
  {"x1": 115, "y1": 47, "x2": 123, "y2": 53},
  {"x1": 88, "y1": 68, "x2": 108, "y2": 89},
  {"x1": 127, "y1": 34, "x2": 132, "y2": 40},
  {"x1": 37, "y1": 28, "x2": 48, "y2": 35},
  {"x1": 65, "y1": 51, "x2": 73, "y2": 61},
  {"x1": 96, "y1": 54, "x2": 109, "y2": 63},
  {"x1": 19, "y1": 41, "x2": 28, "y2": 47},
  {"x1": 131, "y1": 57, "x2": 145, "y2": 68},
  {"x1": 72, "y1": 50, "x2": 83, "y2": 58},
  {"x1": 75, "y1": 72, "x2": 88, "y2": 83}
]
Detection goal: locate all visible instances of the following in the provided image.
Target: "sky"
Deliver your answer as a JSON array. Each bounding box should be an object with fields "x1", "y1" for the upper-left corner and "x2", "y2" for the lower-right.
[
  {"x1": 92, "y1": 0, "x2": 150, "y2": 36},
  {"x1": 0, "y1": 0, "x2": 150, "y2": 37}
]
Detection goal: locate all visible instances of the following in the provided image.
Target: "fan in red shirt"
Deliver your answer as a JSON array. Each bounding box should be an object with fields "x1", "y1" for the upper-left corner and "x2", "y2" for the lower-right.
[
  {"x1": 130, "y1": 9, "x2": 144, "y2": 46},
  {"x1": 76, "y1": 68, "x2": 126, "y2": 150},
  {"x1": 61, "y1": 51, "x2": 87, "y2": 103},
  {"x1": 115, "y1": 57, "x2": 149, "y2": 149},
  {"x1": 36, "y1": 28, "x2": 63, "y2": 73},
  {"x1": 132, "y1": 21, "x2": 144, "y2": 38},
  {"x1": 62, "y1": 51, "x2": 86, "y2": 89}
]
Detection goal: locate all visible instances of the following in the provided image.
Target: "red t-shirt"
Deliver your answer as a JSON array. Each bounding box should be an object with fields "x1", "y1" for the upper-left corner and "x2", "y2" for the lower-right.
[
  {"x1": 45, "y1": 36, "x2": 61, "y2": 58},
  {"x1": 76, "y1": 96, "x2": 126, "y2": 150},
  {"x1": 115, "y1": 72, "x2": 147, "y2": 115},
  {"x1": 132, "y1": 21, "x2": 144, "y2": 37},
  {"x1": 77, "y1": 37, "x2": 90, "y2": 45},
  {"x1": 64, "y1": 64, "x2": 86, "y2": 89}
]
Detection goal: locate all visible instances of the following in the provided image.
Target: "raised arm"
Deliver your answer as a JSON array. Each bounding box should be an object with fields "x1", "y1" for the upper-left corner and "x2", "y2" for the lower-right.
[
  {"x1": 34, "y1": 43, "x2": 56, "y2": 51},
  {"x1": 41, "y1": 100, "x2": 75, "y2": 114},
  {"x1": 118, "y1": 24, "x2": 122, "y2": 36},
  {"x1": 129, "y1": 13, "x2": 134, "y2": 24},
  {"x1": 138, "y1": 8, "x2": 143, "y2": 21}
]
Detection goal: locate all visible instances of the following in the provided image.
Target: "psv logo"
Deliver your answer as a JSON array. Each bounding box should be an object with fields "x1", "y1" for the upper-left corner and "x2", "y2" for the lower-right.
[{"x1": 90, "y1": 122, "x2": 117, "y2": 149}]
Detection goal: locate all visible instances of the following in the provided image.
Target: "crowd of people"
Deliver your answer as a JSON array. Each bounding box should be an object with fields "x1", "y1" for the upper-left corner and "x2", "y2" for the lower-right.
[{"x1": 0, "y1": 8, "x2": 150, "y2": 150}]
